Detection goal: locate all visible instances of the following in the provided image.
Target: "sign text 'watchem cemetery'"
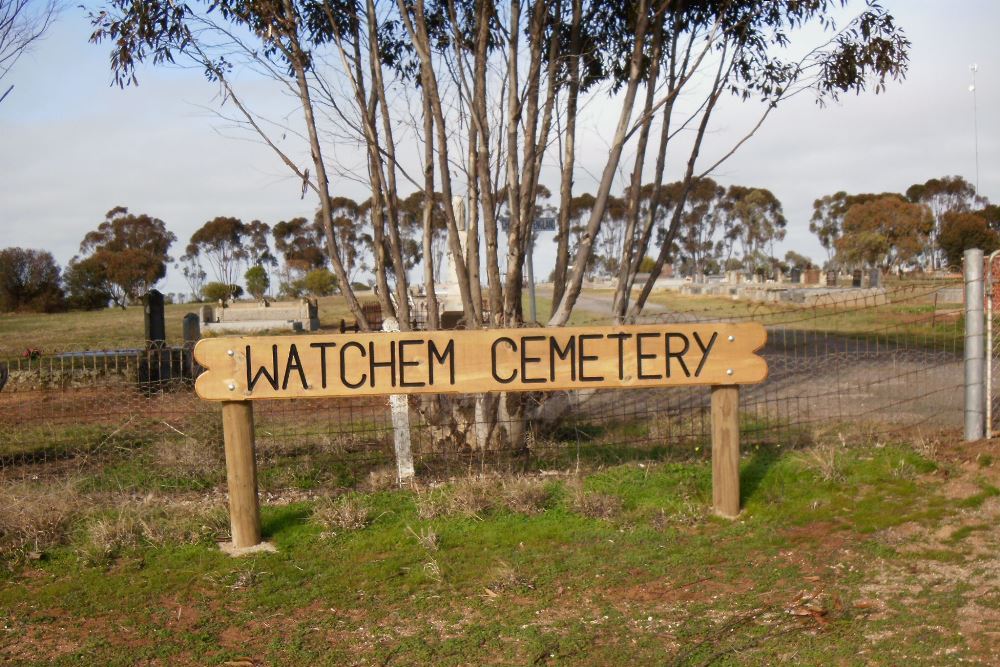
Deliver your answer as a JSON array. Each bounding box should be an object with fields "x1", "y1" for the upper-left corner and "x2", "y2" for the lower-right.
[{"x1": 193, "y1": 324, "x2": 768, "y2": 401}]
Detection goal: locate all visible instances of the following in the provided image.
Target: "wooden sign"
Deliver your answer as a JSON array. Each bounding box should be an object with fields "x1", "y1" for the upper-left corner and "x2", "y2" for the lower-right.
[{"x1": 194, "y1": 323, "x2": 767, "y2": 401}]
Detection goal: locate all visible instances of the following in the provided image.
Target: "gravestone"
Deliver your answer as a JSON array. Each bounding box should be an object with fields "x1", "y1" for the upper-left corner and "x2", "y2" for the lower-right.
[
  {"x1": 852, "y1": 270, "x2": 863, "y2": 288},
  {"x1": 826, "y1": 271, "x2": 837, "y2": 287},
  {"x1": 144, "y1": 290, "x2": 166, "y2": 347},
  {"x1": 182, "y1": 313, "x2": 201, "y2": 380},
  {"x1": 790, "y1": 268, "x2": 801, "y2": 284},
  {"x1": 803, "y1": 268, "x2": 820, "y2": 285},
  {"x1": 869, "y1": 268, "x2": 882, "y2": 288},
  {"x1": 201, "y1": 299, "x2": 319, "y2": 333},
  {"x1": 140, "y1": 290, "x2": 170, "y2": 391},
  {"x1": 436, "y1": 197, "x2": 469, "y2": 328}
]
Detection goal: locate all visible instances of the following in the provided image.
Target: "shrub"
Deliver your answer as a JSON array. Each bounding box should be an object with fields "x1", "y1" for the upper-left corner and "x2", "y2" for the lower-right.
[
  {"x1": 302, "y1": 267, "x2": 337, "y2": 297},
  {"x1": 0, "y1": 247, "x2": 65, "y2": 312},
  {"x1": 244, "y1": 265, "x2": 270, "y2": 301},
  {"x1": 203, "y1": 281, "x2": 243, "y2": 304}
]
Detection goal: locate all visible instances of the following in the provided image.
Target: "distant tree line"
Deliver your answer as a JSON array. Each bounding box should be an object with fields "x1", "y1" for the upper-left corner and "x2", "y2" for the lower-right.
[
  {"x1": 4, "y1": 172, "x2": 993, "y2": 315},
  {"x1": 811, "y1": 175, "x2": 997, "y2": 272}
]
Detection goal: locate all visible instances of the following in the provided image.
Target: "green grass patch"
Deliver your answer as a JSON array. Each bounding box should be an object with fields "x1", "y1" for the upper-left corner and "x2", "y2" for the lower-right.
[{"x1": 0, "y1": 439, "x2": 987, "y2": 665}]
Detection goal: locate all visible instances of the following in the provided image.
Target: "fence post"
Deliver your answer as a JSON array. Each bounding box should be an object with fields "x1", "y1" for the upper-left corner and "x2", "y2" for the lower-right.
[
  {"x1": 382, "y1": 318, "x2": 415, "y2": 485},
  {"x1": 965, "y1": 248, "x2": 985, "y2": 441},
  {"x1": 711, "y1": 385, "x2": 740, "y2": 518},
  {"x1": 222, "y1": 400, "x2": 262, "y2": 548}
]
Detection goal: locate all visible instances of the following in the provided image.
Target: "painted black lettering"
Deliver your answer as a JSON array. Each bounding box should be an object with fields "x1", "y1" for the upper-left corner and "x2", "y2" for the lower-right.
[
  {"x1": 309, "y1": 342, "x2": 337, "y2": 389},
  {"x1": 282, "y1": 343, "x2": 308, "y2": 390},
  {"x1": 520, "y1": 335, "x2": 546, "y2": 384},
  {"x1": 398, "y1": 338, "x2": 425, "y2": 388},
  {"x1": 578, "y1": 334, "x2": 605, "y2": 382},
  {"x1": 340, "y1": 341, "x2": 367, "y2": 389},
  {"x1": 636, "y1": 332, "x2": 662, "y2": 380},
  {"x1": 549, "y1": 336, "x2": 576, "y2": 381},
  {"x1": 491, "y1": 337, "x2": 517, "y2": 383},
  {"x1": 246, "y1": 344, "x2": 279, "y2": 391},
  {"x1": 664, "y1": 333, "x2": 691, "y2": 378},
  {"x1": 368, "y1": 340, "x2": 397, "y2": 388},
  {"x1": 607, "y1": 332, "x2": 632, "y2": 380},
  {"x1": 428, "y1": 339, "x2": 456, "y2": 386},
  {"x1": 692, "y1": 331, "x2": 718, "y2": 377}
]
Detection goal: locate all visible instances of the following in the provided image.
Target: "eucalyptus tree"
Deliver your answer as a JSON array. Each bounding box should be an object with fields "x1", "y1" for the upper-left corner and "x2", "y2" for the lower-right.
[
  {"x1": 809, "y1": 191, "x2": 853, "y2": 266},
  {"x1": 598, "y1": 2, "x2": 908, "y2": 322},
  {"x1": 186, "y1": 216, "x2": 251, "y2": 288},
  {"x1": 906, "y1": 176, "x2": 986, "y2": 269},
  {"x1": 0, "y1": 0, "x2": 59, "y2": 102},
  {"x1": 89, "y1": 0, "x2": 909, "y2": 448},
  {"x1": 75, "y1": 207, "x2": 176, "y2": 308},
  {"x1": 90, "y1": 0, "x2": 908, "y2": 325}
]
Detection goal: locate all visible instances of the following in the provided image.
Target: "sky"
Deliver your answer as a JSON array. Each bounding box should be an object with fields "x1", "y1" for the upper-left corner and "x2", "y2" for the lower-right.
[{"x1": 1, "y1": 1, "x2": 998, "y2": 298}]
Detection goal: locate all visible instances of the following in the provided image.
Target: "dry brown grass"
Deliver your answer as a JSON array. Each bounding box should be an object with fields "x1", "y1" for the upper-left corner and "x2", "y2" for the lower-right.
[
  {"x1": 797, "y1": 437, "x2": 847, "y2": 483},
  {"x1": 0, "y1": 479, "x2": 81, "y2": 561},
  {"x1": 151, "y1": 435, "x2": 225, "y2": 476},
  {"x1": 79, "y1": 496, "x2": 229, "y2": 561},
  {"x1": 413, "y1": 474, "x2": 553, "y2": 519},
  {"x1": 567, "y1": 479, "x2": 623, "y2": 520},
  {"x1": 311, "y1": 494, "x2": 371, "y2": 533},
  {"x1": 365, "y1": 465, "x2": 400, "y2": 492},
  {"x1": 0, "y1": 479, "x2": 229, "y2": 564},
  {"x1": 487, "y1": 560, "x2": 536, "y2": 594}
]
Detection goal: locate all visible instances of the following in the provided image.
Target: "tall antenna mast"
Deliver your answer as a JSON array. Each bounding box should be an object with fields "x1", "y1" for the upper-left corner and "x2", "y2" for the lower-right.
[{"x1": 969, "y1": 64, "x2": 980, "y2": 196}]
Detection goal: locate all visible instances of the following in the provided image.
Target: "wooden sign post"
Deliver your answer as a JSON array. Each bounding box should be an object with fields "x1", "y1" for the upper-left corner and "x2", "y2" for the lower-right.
[{"x1": 195, "y1": 324, "x2": 767, "y2": 547}]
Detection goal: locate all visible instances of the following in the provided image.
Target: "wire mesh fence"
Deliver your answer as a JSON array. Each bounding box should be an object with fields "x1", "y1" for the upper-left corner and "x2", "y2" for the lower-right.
[{"x1": 0, "y1": 281, "x2": 970, "y2": 499}]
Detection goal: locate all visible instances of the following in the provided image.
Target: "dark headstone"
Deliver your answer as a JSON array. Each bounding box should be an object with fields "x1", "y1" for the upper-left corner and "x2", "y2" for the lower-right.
[
  {"x1": 826, "y1": 271, "x2": 837, "y2": 287},
  {"x1": 140, "y1": 290, "x2": 169, "y2": 392},
  {"x1": 869, "y1": 268, "x2": 882, "y2": 288},
  {"x1": 790, "y1": 268, "x2": 802, "y2": 284},
  {"x1": 852, "y1": 269, "x2": 863, "y2": 288},
  {"x1": 440, "y1": 311, "x2": 465, "y2": 330},
  {"x1": 144, "y1": 289, "x2": 166, "y2": 347},
  {"x1": 182, "y1": 313, "x2": 200, "y2": 345}
]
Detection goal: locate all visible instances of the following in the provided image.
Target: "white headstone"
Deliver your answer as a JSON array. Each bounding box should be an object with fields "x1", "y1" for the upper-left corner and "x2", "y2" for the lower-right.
[{"x1": 440, "y1": 196, "x2": 468, "y2": 315}]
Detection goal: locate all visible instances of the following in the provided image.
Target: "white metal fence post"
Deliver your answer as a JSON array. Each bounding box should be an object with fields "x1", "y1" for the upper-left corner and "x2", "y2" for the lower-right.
[
  {"x1": 382, "y1": 318, "x2": 415, "y2": 484},
  {"x1": 965, "y1": 248, "x2": 985, "y2": 441}
]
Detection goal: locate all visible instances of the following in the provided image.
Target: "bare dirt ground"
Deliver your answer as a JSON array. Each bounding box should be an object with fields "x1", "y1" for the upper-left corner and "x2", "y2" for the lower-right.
[{"x1": 862, "y1": 436, "x2": 1000, "y2": 664}]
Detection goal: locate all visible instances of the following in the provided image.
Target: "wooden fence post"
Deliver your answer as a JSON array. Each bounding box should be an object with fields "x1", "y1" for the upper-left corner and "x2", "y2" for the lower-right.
[
  {"x1": 711, "y1": 385, "x2": 740, "y2": 518},
  {"x1": 222, "y1": 400, "x2": 262, "y2": 548}
]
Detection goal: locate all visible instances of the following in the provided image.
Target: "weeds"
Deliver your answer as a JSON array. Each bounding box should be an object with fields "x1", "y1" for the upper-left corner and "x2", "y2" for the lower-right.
[
  {"x1": 413, "y1": 475, "x2": 553, "y2": 519},
  {"x1": 567, "y1": 479, "x2": 623, "y2": 520},
  {"x1": 406, "y1": 524, "x2": 439, "y2": 552},
  {"x1": 798, "y1": 441, "x2": 846, "y2": 483},
  {"x1": 78, "y1": 497, "x2": 229, "y2": 562},
  {"x1": 312, "y1": 494, "x2": 371, "y2": 533},
  {"x1": 0, "y1": 479, "x2": 80, "y2": 562},
  {"x1": 487, "y1": 560, "x2": 535, "y2": 594},
  {"x1": 891, "y1": 459, "x2": 916, "y2": 480}
]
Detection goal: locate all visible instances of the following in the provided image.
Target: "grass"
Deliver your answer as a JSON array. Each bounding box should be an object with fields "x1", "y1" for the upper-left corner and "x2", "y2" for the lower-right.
[
  {"x1": 1, "y1": 281, "x2": 965, "y2": 356},
  {"x1": 639, "y1": 285, "x2": 965, "y2": 351},
  {"x1": 1, "y1": 437, "x2": 994, "y2": 665},
  {"x1": 0, "y1": 295, "x2": 355, "y2": 355}
]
